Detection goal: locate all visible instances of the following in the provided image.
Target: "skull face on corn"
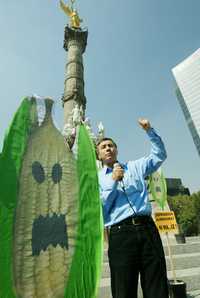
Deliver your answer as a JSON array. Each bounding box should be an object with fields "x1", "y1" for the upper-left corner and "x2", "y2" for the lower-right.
[
  {"x1": 0, "y1": 96, "x2": 103, "y2": 298},
  {"x1": 13, "y1": 98, "x2": 78, "y2": 298}
]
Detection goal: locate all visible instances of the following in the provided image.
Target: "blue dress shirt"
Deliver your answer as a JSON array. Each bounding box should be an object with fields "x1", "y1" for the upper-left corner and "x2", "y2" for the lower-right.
[{"x1": 98, "y1": 128, "x2": 167, "y2": 227}]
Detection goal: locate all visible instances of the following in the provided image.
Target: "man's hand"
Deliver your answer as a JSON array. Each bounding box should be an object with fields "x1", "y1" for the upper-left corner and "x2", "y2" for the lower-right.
[
  {"x1": 112, "y1": 163, "x2": 124, "y2": 181},
  {"x1": 138, "y1": 118, "x2": 151, "y2": 131}
]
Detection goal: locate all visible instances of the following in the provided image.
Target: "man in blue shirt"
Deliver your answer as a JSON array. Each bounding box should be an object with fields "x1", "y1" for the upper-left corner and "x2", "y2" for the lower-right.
[{"x1": 97, "y1": 118, "x2": 169, "y2": 298}]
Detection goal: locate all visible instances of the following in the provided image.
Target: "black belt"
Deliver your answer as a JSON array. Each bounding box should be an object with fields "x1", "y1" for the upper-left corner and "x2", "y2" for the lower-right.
[{"x1": 111, "y1": 215, "x2": 153, "y2": 228}]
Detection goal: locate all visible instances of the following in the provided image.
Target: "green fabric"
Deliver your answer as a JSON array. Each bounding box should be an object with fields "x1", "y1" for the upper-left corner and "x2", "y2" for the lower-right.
[
  {"x1": 0, "y1": 203, "x2": 16, "y2": 298},
  {"x1": 0, "y1": 98, "x2": 32, "y2": 209},
  {"x1": 12, "y1": 98, "x2": 79, "y2": 297},
  {"x1": 149, "y1": 169, "x2": 167, "y2": 210},
  {"x1": 0, "y1": 100, "x2": 103, "y2": 297},
  {"x1": 0, "y1": 98, "x2": 32, "y2": 297},
  {"x1": 65, "y1": 124, "x2": 103, "y2": 298}
]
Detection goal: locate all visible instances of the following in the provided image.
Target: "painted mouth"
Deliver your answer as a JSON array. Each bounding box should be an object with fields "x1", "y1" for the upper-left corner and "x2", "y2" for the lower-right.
[{"x1": 32, "y1": 213, "x2": 68, "y2": 256}]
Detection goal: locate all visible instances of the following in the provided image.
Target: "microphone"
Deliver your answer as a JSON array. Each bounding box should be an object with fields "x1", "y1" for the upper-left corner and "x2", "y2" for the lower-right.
[
  {"x1": 113, "y1": 162, "x2": 120, "y2": 167},
  {"x1": 113, "y1": 162, "x2": 123, "y2": 181},
  {"x1": 113, "y1": 162, "x2": 125, "y2": 189},
  {"x1": 113, "y1": 162, "x2": 123, "y2": 169}
]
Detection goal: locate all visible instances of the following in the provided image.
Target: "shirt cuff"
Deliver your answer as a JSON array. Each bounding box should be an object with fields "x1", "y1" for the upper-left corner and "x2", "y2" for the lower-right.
[{"x1": 146, "y1": 127, "x2": 159, "y2": 138}]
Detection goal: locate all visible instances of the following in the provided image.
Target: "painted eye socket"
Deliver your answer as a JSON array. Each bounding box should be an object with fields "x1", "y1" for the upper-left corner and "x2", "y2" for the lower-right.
[
  {"x1": 52, "y1": 163, "x2": 62, "y2": 184},
  {"x1": 32, "y1": 161, "x2": 45, "y2": 184}
]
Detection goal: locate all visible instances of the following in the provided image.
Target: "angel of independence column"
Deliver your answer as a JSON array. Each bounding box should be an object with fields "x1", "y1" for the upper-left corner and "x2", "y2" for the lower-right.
[{"x1": 60, "y1": 0, "x2": 88, "y2": 127}]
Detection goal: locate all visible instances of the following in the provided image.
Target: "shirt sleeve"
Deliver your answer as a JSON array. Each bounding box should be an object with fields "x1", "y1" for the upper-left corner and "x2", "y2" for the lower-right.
[
  {"x1": 135, "y1": 128, "x2": 167, "y2": 178},
  {"x1": 98, "y1": 172, "x2": 119, "y2": 214}
]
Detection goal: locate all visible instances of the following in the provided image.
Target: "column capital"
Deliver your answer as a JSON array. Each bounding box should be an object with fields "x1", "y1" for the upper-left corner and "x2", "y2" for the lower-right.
[{"x1": 63, "y1": 26, "x2": 88, "y2": 53}]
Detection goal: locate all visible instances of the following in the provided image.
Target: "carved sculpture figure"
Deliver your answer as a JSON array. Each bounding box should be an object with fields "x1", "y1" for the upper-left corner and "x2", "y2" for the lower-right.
[{"x1": 60, "y1": 0, "x2": 82, "y2": 28}]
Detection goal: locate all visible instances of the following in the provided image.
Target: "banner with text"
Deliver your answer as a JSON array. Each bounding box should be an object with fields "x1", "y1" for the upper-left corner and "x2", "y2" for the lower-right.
[{"x1": 155, "y1": 211, "x2": 178, "y2": 233}]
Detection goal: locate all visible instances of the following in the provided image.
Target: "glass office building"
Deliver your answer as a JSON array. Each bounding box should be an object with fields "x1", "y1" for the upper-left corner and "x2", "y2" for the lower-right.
[{"x1": 172, "y1": 48, "x2": 200, "y2": 157}]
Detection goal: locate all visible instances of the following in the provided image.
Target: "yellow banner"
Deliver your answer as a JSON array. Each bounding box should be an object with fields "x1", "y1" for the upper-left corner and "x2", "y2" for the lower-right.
[{"x1": 154, "y1": 211, "x2": 178, "y2": 233}]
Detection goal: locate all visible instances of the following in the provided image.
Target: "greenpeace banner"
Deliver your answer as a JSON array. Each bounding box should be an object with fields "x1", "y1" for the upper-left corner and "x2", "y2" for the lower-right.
[{"x1": 149, "y1": 168, "x2": 167, "y2": 210}]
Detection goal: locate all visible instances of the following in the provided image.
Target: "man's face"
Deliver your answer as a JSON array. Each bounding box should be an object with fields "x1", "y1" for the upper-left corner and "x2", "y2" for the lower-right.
[{"x1": 97, "y1": 140, "x2": 118, "y2": 167}]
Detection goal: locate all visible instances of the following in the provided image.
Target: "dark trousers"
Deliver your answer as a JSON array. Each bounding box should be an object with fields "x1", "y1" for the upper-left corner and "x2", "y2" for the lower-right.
[{"x1": 108, "y1": 219, "x2": 169, "y2": 298}]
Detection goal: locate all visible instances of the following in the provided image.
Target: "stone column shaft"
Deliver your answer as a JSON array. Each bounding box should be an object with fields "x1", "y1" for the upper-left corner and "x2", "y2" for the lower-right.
[{"x1": 62, "y1": 26, "x2": 88, "y2": 125}]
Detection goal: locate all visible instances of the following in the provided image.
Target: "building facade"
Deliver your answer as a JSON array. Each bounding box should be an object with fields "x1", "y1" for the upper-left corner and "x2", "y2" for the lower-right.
[
  {"x1": 166, "y1": 178, "x2": 190, "y2": 196},
  {"x1": 172, "y1": 48, "x2": 200, "y2": 156}
]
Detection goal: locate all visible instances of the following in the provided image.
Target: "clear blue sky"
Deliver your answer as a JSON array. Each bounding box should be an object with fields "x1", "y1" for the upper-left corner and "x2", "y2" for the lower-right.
[{"x1": 0, "y1": 0, "x2": 200, "y2": 193}]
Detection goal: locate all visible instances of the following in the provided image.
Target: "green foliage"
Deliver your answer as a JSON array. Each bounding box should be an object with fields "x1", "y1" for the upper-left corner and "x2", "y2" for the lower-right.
[{"x1": 168, "y1": 191, "x2": 200, "y2": 236}]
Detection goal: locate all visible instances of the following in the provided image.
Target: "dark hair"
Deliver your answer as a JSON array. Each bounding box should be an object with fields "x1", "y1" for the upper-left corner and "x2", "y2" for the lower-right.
[{"x1": 96, "y1": 137, "x2": 117, "y2": 148}]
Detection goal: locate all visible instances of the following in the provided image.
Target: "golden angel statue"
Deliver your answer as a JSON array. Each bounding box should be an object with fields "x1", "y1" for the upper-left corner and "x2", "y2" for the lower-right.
[{"x1": 60, "y1": 0, "x2": 83, "y2": 29}]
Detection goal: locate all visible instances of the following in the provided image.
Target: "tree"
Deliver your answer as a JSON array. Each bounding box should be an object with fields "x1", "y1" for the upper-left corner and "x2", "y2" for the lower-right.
[{"x1": 168, "y1": 192, "x2": 200, "y2": 236}]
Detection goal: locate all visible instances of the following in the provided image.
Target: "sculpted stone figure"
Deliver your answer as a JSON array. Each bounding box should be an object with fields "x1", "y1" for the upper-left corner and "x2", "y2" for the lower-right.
[{"x1": 60, "y1": 0, "x2": 82, "y2": 28}]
